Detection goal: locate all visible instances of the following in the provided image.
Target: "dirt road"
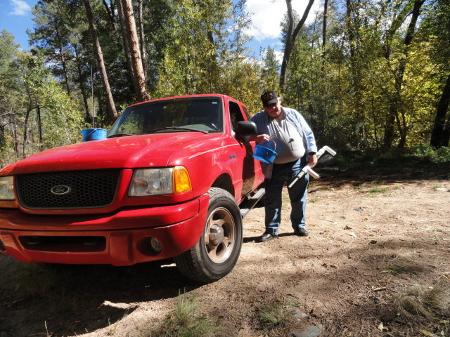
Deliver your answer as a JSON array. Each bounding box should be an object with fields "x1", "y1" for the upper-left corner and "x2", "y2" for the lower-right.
[{"x1": 1, "y1": 167, "x2": 449, "y2": 337}]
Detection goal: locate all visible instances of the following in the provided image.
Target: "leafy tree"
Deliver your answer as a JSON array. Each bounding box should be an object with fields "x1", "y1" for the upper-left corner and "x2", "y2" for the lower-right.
[
  {"x1": 424, "y1": 0, "x2": 450, "y2": 147},
  {"x1": 30, "y1": 0, "x2": 73, "y2": 95},
  {"x1": 0, "y1": 32, "x2": 83, "y2": 167},
  {"x1": 0, "y1": 31, "x2": 24, "y2": 163},
  {"x1": 261, "y1": 47, "x2": 280, "y2": 92},
  {"x1": 1, "y1": 0, "x2": 448, "y2": 169},
  {"x1": 18, "y1": 52, "x2": 83, "y2": 156},
  {"x1": 279, "y1": 0, "x2": 315, "y2": 93},
  {"x1": 153, "y1": 0, "x2": 225, "y2": 95}
]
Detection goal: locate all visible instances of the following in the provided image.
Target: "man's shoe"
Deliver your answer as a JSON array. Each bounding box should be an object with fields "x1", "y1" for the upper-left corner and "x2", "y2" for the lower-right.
[
  {"x1": 294, "y1": 227, "x2": 309, "y2": 237},
  {"x1": 259, "y1": 232, "x2": 278, "y2": 242}
]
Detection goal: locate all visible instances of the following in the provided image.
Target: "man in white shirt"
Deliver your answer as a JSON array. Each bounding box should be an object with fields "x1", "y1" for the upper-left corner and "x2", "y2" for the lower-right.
[{"x1": 251, "y1": 91, "x2": 317, "y2": 242}]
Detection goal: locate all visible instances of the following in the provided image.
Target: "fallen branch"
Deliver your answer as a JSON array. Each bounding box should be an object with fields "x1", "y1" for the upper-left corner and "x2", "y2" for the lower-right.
[
  {"x1": 372, "y1": 287, "x2": 387, "y2": 292},
  {"x1": 101, "y1": 300, "x2": 138, "y2": 310}
]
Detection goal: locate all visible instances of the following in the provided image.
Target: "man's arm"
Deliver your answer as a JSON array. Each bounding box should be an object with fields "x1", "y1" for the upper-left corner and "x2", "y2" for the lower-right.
[
  {"x1": 249, "y1": 134, "x2": 270, "y2": 143},
  {"x1": 297, "y1": 113, "x2": 317, "y2": 153},
  {"x1": 250, "y1": 112, "x2": 271, "y2": 144},
  {"x1": 294, "y1": 110, "x2": 318, "y2": 167}
]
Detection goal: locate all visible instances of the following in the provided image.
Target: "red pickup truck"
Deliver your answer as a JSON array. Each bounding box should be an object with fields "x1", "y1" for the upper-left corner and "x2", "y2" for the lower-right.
[{"x1": 0, "y1": 94, "x2": 266, "y2": 282}]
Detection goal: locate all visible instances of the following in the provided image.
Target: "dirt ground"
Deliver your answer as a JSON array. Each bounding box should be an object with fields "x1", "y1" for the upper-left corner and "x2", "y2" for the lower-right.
[{"x1": 0, "y1": 164, "x2": 449, "y2": 337}]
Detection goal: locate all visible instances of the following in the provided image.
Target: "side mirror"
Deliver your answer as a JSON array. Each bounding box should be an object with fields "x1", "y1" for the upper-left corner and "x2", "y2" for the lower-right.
[{"x1": 236, "y1": 121, "x2": 257, "y2": 136}]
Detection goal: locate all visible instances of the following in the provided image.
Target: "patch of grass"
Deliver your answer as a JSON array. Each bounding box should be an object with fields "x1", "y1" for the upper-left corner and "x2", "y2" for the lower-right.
[
  {"x1": 367, "y1": 186, "x2": 390, "y2": 194},
  {"x1": 432, "y1": 184, "x2": 448, "y2": 191},
  {"x1": 152, "y1": 294, "x2": 218, "y2": 337},
  {"x1": 256, "y1": 297, "x2": 297, "y2": 330},
  {"x1": 383, "y1": 264, "x2": 420, "y2": 275},
  {"x1": 393, "y1": 279, "x2": 450, "y2": 336}
]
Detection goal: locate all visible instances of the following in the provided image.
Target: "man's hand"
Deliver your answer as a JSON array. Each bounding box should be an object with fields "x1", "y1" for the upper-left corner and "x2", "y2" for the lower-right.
[
  {"x1": 253, "y1": 134, "x2": 271, "y2": 144},
  {"x1": 308, "y1": 153, "x2": 318, "y2": 167}
]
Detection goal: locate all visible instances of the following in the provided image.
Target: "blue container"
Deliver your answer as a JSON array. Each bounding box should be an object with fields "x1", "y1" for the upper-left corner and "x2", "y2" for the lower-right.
[
  {"x1": 81, "y1": 128, "x2": 107, "y2": 142},
  {"x1": 253, "y1": 144, "x2": 277, "y2": 164}
]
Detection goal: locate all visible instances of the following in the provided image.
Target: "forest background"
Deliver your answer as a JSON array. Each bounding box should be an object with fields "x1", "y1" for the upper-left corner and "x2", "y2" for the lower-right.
[{"x1": 0, "y1": 0, "x2": 449, "y2": 167}]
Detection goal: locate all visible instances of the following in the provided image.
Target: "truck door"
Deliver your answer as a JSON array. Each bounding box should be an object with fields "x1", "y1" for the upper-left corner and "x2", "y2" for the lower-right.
[{"x1": 228, "y1": 100, "x2": 264, "y2": 196}]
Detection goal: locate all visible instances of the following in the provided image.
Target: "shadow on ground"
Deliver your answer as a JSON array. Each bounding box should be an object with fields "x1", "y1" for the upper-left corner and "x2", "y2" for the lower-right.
[
  {"x1": 317, "y1": 156, "x2": 450, "y2": 187},
  {"x1": 0, "y1": 258, "x2": 200, "y2": 337},
  {"x1": 0, "y1": 157, "x2": 448, "y2": 337}
]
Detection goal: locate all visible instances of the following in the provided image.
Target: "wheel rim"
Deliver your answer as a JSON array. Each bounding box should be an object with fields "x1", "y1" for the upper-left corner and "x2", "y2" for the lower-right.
[{"x1": 204, "y1": 207, "x2": 236, "y2": 264}]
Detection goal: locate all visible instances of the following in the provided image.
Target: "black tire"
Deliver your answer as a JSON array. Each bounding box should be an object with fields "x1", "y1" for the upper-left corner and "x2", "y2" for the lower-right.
[{"x1": 175, "y1": 187, "x2": 243, "y2": 283}]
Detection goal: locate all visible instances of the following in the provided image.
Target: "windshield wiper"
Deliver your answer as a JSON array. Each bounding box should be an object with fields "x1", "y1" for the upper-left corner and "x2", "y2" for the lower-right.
[
  {"x1": 147, "y1": 127, "x2": 208, "y2": 134},
  {"x1": 107, "y1": 133, "x2": 133, "y2": 138}
]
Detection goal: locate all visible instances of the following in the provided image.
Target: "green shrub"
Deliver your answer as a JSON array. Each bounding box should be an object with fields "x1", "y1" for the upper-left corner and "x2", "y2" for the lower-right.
[
  {"x1": 153, "y1": 295, "x2": 218, "y2": 337},
  {"x1": 412, "y1": 145, "x2": 450, "y2": 163}
]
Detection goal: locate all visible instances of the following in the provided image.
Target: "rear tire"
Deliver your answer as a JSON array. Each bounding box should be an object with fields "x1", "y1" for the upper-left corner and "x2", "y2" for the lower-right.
[{"x1": 175, "y1": 187, "x2": 242, "y2": 283}]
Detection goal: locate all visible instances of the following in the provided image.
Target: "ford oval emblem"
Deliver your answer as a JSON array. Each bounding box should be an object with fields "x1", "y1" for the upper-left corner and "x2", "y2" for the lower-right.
[{"x1": 50, "y1": 184, "x2": 71, "y2": 196}]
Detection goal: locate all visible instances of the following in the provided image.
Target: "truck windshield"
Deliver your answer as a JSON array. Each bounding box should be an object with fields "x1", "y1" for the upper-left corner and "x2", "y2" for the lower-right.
[{"x1": 109, "y1": 98, "x2": 223, "y2": 137}]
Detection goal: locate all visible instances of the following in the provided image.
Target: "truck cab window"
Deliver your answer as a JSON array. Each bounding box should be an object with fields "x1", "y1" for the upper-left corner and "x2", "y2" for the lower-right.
[{"x1": 229, "y1": 101, "x2": 244, "y2": 133}]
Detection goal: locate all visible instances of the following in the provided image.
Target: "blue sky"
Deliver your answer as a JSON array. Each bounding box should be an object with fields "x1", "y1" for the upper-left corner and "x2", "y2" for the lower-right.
[
  {"x1": 0, "y1": 0, "x2": 35, "y2": 49},
  {"x1": 0, "y1": 0, "x2": 321, "y2": 60}
]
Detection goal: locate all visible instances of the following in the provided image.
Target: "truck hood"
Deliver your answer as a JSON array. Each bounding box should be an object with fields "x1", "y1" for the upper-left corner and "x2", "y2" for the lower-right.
[{"x1": 8, "y1": 132, "x2": 225, "y2": 175}]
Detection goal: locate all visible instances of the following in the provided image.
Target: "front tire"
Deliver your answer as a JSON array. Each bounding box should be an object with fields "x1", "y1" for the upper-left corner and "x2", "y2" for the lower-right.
[{"x1": 175, "y1": 187, "x2": 243, "y2": 282}]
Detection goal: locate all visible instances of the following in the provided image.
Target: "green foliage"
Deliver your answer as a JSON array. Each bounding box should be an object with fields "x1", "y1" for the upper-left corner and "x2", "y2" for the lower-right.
[
  {"x1": 412, "y1": 145, "x2": 450, "y2": 163},
  {"x1": 420, "y1": 0, "x2": 450, "y2": 71},
  {"x1": 153, "y1": 0, "x2": 228, "y2": 96},
  {"x1": 0, "y1": 38, "x2": 83, "y2": 167},
  {"x1": 218, "y1": 59, "x2": 262, "y2": 115},
  {"x1": 281, "y1": 0, "x2": 448, "y2": 150},
  {"x1": 1, "y1": 0, "x2": 449, "y2": 167},
  {"x1": 18, "y1": 52, "x2": 83, "y2": 153},
  {"x1": 149, "y1": 0, "x2": 265, "y2": 115},
  {"x1": 0, "y1": 31, "x2": 24, "y2": 163},
  {"x1": 260, "y1": 47, "x2": 280, "y2": 92},
  {"x1": 39, "y1": 80, "x2": 84, "y2": 148}
]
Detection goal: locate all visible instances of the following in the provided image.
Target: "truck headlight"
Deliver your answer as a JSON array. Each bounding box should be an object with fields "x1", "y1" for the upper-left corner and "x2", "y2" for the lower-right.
[
  {"x1": 0, "y1": 176, "x2": 15, "y2": 200},
  {"x1": 129, "y1": 167, "x2": 192, "y2": 196}
]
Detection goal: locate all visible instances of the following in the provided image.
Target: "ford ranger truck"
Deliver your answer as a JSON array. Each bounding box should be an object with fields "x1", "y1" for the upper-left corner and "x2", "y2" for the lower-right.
[{"x1": 0, "y1": 94, "x2": 266, "y2": 282}]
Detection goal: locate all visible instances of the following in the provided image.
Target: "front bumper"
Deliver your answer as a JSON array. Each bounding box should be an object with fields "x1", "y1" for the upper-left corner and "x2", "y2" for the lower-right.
[{"x1": 0, "y1": 194, "x2": 209, "y2": 266}]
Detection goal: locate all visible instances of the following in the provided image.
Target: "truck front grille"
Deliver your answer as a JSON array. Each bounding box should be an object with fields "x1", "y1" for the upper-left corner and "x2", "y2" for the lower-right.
[{"x1": 16, "y1": 169, "x2": 120, "y2": 209}]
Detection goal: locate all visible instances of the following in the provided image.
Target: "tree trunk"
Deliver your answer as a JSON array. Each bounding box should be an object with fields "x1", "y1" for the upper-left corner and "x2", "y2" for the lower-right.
[
  {"x1": 279, "y1": 0, "x2": 315, "y2": 93},
  {"x1": 23, "y1": 108, "x2": 31, "y2": 158},
  {"x1": 117, "y1": 0, "x2": 136, "y2": 92},
  {"x1": 12, "y1": 113, "x2": 19, "y2": 159},
  {"x1": 443, "y1": 114, "x2": 450, "y2": 147},
  {"x1": 120, "y1": 0, "x2": 149, "y2": 101},
  {"x1": 82, "y1": 0, "x2": 118, "y2": 123},
  {"x1": 137, "y1": 0, "x2": 147, "y2": 78},
  {"x1": 383, "y1": 0, "x2": 417, "y2": 59},
  {"x1": 0, "y1": 125, "x2": 4, "y2": 150},
  {"x1": 383, "y1": 0, "x2": 424, "y2": 149},
  {"x1": 322, "y1": 0, "x2": 328, "y2": 52},
  {"x1": 36, "y1": 105, "x2": 43, "y2": 151},
  {"x1": 346, "y1": 0, "x2": 366, "y2": 147},
  {"x1": 102, "y1": 0, "x2": 116, "y2": 29},
  {"x1": 430, "y1": 74, "x2": 450, "y2": 147},
  {"x1": 55, "y1": 25, "x2": 71, "y2": 96},
  {"x1": 73, "y1": 44, "x2": 90, "y2": 119}
]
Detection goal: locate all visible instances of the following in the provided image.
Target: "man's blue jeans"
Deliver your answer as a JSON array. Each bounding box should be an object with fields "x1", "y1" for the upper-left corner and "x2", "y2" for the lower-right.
[{"x1": 264, "y1": 157, "x2": 309, "y2": 235}]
